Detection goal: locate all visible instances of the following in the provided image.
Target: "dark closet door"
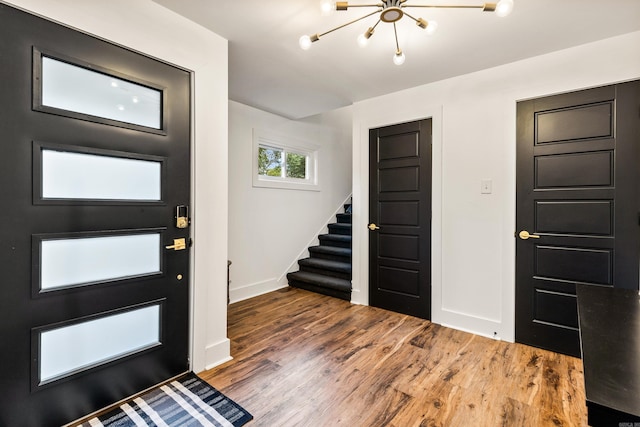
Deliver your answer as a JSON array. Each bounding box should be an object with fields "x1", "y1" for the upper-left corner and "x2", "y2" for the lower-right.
[
  {"x1": 515, "y1": 81, "x2": 640, "y2": 357},
  {"x1": 0, "y1": 5, "x2": 191, "y2": 426},
  {"x1": 369, "y1": 119, "x2": 432, "y2": 319}
]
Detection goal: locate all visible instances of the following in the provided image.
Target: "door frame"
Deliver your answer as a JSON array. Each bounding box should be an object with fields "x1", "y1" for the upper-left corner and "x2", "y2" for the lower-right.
[
  {"x1": 5, "y1": 0, "x2": 230, "y2": 373},
  {"x1": 352, "y1": 105, "x2": 443, "y2": 323}
]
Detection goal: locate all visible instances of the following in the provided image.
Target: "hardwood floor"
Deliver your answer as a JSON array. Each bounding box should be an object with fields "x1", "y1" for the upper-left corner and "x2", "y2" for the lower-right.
[{"x1": 200, "y1": 287, "x2": 587, "y2": 427}]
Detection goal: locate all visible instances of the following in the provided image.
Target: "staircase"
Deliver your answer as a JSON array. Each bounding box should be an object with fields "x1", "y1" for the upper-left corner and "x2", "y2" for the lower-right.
[{"x1": 287, "y1": 200, "x2": 352, "y2": 301}]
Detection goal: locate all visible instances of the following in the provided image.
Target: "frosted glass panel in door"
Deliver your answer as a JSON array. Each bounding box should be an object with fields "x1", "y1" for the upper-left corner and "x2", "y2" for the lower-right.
[
  {"x1": 39, "y1": 304, "x2": 161, "y2": 383},
  {"x1": 41, "y1": 56, "x2": 162, "y2": 129},
  {"x1": 40, "y1": 233, "x2": 161, "y2": 290},
  {"x1": 42, "y1": 149, "x2": 161, "y2": 201}
]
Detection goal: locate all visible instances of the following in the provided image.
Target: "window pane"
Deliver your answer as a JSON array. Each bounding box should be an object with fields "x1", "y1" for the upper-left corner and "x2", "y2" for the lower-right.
[
  {"x1": 41, "y1": 56, "x2": 162, "y2": 129},
  {"x1": 286, "y1": 152, "x2": 307, "y2": 179},
  {"x1": 39, "y1": 304, "x2": 160, "y2": 383},
  {"x1": 40, "y1": 233, "x2": 161, "y2": 290},
  {"x1": 258, "y1": 146, "x2": 283, "y2": 177},
  {"x1": 42, "y1": 149, "x2": 162, "y2": 201}
]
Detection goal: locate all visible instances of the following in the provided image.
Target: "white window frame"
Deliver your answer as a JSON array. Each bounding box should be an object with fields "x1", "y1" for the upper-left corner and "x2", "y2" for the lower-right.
[{"x1": 252, "y1": 129, "x2": 320, "y2": 191}]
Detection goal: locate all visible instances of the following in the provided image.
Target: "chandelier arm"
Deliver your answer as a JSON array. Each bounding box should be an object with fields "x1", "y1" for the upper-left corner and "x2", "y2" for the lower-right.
[
  {"x1": 404, "y1": 4, "x2": 485, "y2": 8},
  {"x1": 317, "y1": 9, "x2": 383, "y2": 38},
  {"x1": 339, "y1": 3, "x2": 384, "y2": 7},
  {"x1": 393, "y1": 22, "x2": 401, "y2": 53}
]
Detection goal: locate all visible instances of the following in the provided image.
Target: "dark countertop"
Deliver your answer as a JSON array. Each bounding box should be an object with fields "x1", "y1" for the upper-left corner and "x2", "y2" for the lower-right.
[{"x1": 576, "y1": 285, "x2": 640, "y2": 419}]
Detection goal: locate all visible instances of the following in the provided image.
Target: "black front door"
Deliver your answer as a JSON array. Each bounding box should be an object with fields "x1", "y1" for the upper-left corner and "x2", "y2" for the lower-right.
[
  {"x1": 0, "y1": 5, "x2": 191, "y2": 426},
  {"x1": 515, "y1": 81, "x2": 640, "y2": 357},
  {"x1": 369, "y1": 119, "x2": 432, "y2": 319}
]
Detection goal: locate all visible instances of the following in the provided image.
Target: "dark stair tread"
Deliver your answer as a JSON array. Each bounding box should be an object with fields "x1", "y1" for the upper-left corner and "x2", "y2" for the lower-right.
[
  {"x1": 299, "y1": 257, "x2": 352, "y2": 274},
  {"x1": 287, "y1": 271, "x2": 351, "y2": 293},
  {"x1": 309, "y1": 245, "x2": 352, "y2": 257},
  {"x1": 319, "y1": 234, "x2": 352, "y2": 243}
]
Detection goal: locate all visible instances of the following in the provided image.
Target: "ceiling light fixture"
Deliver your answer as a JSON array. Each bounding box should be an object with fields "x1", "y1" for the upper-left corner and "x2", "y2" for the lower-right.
[{"x1": 300, "y1": 0, "x2": 514, "y2": 65}]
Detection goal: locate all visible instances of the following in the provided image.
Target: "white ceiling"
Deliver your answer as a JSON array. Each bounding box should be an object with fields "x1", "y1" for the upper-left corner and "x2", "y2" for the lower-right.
[{"x1": 153, "y1": 0, "x2": 640, "y2": 119}]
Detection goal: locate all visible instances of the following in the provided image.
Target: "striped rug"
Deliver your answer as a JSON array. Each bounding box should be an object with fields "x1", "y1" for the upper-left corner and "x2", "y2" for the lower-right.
[{"x1": 79, "y1": 372, "x2": 253, "y2": 427}]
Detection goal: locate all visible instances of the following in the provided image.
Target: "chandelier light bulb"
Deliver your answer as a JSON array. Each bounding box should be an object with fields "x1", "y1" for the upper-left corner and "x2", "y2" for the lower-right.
[
  {"x1": 299, "y1": 35, "x2": 312, "y2": 50},
  {"x1": 320, "y1": 0, "x2": 335, "y2": 16},
  {"x1": 495, "y1": 0, "x2": 514, "y2": 17},
  {"x1": 357, "y1": 33, "x2": 369, "y2": 47},
  {"x1": 426, "y1": 20, "x2": 438, "y2": 35},
  {"x1": 393, "y1": 50, "x2": 406, "y2": 66}
]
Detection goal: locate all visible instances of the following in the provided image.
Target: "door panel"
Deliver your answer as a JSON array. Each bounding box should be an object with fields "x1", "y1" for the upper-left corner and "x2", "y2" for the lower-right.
[
  {"x1": 39, "y1": 148, "x2": 163, "y2": 201},
  {"x1": 535, "y1": 151, "x2": 613, "y2": 188},
  {"x1": 0, "y1": 4, "x2": 191, "y2": 426},
  {"x1": 369, "y1": 119, "x2": 432, "y2": 320},
  {"x1": 515, "y1": 81, "x2": 640, "y2": 357},
  {"x1": 38, "y1": 54, "x2": 163, "y2": 130},
  {"x1": 36, "y1": 302, "x2": 162, "y2": 385},
  {"x1": 35, "y1": 230, "x2": 163, "y2": 292},
  {"x1": 535, "y1": 201, "x2": 613, "y2": 235},
  {"x1": 535, "y1": 102, "x2": 613, "y2": 143}
]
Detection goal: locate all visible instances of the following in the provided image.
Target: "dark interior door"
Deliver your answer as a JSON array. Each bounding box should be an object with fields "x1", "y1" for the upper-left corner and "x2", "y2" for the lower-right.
[
  {"x1": 369, "y1": 119, "x2": 432, "y2": 319},
  {"x1": 515, "y1": 81, "x2": 640, "y2": 357},
  {"x1": 0, "y1": 5, "x2": 191, "y2": 426}
]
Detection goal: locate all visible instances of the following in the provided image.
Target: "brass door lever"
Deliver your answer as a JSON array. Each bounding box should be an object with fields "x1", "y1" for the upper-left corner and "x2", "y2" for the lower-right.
[
  {"x1": 518, "y1": 230, "x2": 540, "y2": 240},
  {"x1": 166, "y1": 238, "x2": 187, "y2": 250}
]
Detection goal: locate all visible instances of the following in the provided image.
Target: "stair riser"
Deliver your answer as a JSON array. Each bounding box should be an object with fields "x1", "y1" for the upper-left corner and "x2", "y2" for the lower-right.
[
  {"x1": 328, "y1": 225, "x2": 352, "y2": 236},
  {"x1": 309, "y1": 252, "x2": 351, "y2": 263},
  {"x1": 288, "y1": 281, "x2": 351, "y2": 301},
  {"x1": 299, "y1": 265, "x2": 351, "y2": 281},
  {"x1": 318, "y1": 237, "x2": 351, "y2": 249},
  {"x1": 336, "y1": 214, "x2": 352, "y2": 224}
]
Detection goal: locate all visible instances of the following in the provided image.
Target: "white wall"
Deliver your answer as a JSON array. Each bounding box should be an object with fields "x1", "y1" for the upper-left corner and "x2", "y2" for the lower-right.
[
  {"x1": 352, "y1": 31, "x2": 640, "y2": 342},
  {"x1": 5, "y1": 0, "x2": 230, "y2": 371},
  {"x1": 228, "y1": 101, "x2": 352, "y2": 302}
]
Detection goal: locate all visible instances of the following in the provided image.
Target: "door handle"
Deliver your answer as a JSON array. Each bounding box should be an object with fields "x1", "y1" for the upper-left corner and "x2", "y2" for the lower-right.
[
  {"x1": 518, "y1": 230, "x2": 540, "y2": 240},
  {"x1": 166, "y1": 238, "x2": 187, "y2": 251},
  {"x1": 368, "y1": 223, "x2": 380, "y2": 231}
]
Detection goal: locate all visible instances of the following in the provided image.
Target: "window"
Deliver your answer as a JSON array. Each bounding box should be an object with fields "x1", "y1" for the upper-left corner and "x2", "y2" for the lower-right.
[
  {"x1": 253, "y1": 130, "x2": 320, "y2": 191},
  {"x1": 33, "y1": 49, "x2": 165, "y2": 133}
]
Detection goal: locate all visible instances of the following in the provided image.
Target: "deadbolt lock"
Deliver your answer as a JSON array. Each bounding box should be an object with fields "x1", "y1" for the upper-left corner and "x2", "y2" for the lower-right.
[
  {"x1": 368, "y1": 223, "x2": 380, "y2": 231},
  {"x1": 166, "y1": 238, "x2": 187, "y2": 251},
  {"x1": 175, "y1": 205, "x2": 190, "y2": 229}
]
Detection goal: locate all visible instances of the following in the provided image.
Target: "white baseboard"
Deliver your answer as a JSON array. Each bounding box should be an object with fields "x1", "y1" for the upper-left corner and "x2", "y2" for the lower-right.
[
  {"x1": 436, "y1": 309, "x2": 510, "y2": 342},
  {"x1": 203, "y1": 338, "x2": 232, "y2": 371},
  {"x1": 229, "y1": 278, "x2": 287, "y2": 304}
]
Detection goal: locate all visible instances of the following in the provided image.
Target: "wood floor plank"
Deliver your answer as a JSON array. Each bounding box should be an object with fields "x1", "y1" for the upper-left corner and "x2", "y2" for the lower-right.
[{"x1": 201, "y1": 287, "x2": 587, "y2": 426}]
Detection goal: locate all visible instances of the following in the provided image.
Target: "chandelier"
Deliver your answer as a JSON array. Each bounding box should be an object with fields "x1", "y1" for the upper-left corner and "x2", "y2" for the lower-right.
[{"x1": 299, "y1": 0, "x2": 514, "y2": 65}]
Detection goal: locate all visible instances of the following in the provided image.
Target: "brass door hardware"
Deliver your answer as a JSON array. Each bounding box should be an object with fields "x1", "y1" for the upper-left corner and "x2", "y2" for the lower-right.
[
  {"x1": 518, "y1": 230, "x2": 540, "y2": 240},
  {"x1": 166, "y1": 238, "x2": 187, "y2": 251},
  {"x1": 368, "y1": 223, "x2": 380, "y2": 231},
  {"x1": 175, "y1": 205, "x2": 190, "y2": 229}
]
